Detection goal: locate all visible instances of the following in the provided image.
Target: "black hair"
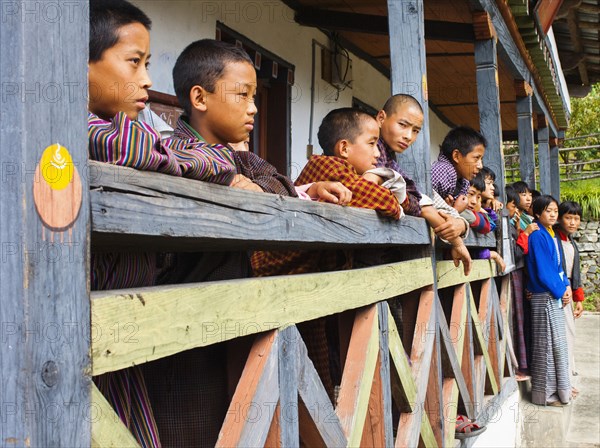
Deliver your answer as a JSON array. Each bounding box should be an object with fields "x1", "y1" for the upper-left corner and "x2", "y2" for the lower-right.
[
  {"x1": 382, "y1": 94, "x2": 423, "y2": 116},
  {"x1": 317, "y1": 108, "x2": 376, "y2": 156},
  {"x1": 89, "y1": 0, "x2": 152, "y2": 62},
  {"x1": 558, "y1": 200, "x2": 583, "y2": 218},
  {"x1": 511, "y1": 181, "x2": 531, "y2": 194},
  {"x1": 505, "y1": 185, "x2": 520, "y2": 205},
  {"x1": 480, "y1": 166, "x2": 496, "y2": 181},
  {"x1": 531, "y1": 189, "x2": 541, "y2": 201},
  {"x1": 173, "y1": 39, "x2": 253, "y2": 116},
  {"x1": 439, "y1": 126, "x2": 487, "y2": 159},
  {"x1": 493, "y1": 183, "x2": 500, "y2": 198},
  {"x1": 469, "y1": 172, "x2": 486, "y2": 193},
  {"x1": 532, "y1": 194, "x2": 558, "y2": 219}
]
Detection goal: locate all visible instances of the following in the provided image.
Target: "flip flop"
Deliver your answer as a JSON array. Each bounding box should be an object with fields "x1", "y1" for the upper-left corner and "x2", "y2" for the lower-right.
[{"x1": 455, "y1": 415, "x2": 487, "y2": 440}]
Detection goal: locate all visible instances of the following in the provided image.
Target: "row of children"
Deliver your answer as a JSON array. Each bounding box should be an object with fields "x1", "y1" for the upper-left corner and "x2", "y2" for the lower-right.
[
  {"x1": 88, "y1": 0, "x2": 544, "y2": 444},
  {"x1": 504, "y1": 182, "x2": 585, "y2": 407}
]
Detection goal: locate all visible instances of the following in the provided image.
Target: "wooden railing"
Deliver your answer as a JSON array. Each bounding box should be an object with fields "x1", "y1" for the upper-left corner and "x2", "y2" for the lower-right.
[{"x1": 89, "y1": 161, "x2": 514, "y2": 448}]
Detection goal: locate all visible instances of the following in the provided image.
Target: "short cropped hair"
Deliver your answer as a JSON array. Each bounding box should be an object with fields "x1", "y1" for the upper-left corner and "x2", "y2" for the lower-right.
[
  {"x1": 470, "y1": 172, "x2": 486, "y2": 193},
  {"x1": 505, "y1": 185, "x2": 520, "y2": 205},
  {"x1": 318, "y1": 108, "x2": 375, "y2": 156},
  {"x1": 90, "y1": 0, "x2": 151, "y2": 62},
  {"x1": 531, "y1": 189, "x2": 541, "y2": 202},
  {"x1": 173, "y1": 39, "x2": 253, "y2": 116},
  {"x1": 559, "y1": 200, "x2": 583, "y2": 218},
  {"x1": 480, "y1": 166, "x2": 496, "y2": 181},
  {"x1": 511, "y1": 181, "x2": 531, "y2": 194},
  {"x1": 382, "y1": 94, "x2": 423, "y2": 116},
  {"x1": 532, "y1": 194, "x2": 558, "y2": 218},
  {"x1": 440, "y1": 126, "x2": 487, "y2": 159}
]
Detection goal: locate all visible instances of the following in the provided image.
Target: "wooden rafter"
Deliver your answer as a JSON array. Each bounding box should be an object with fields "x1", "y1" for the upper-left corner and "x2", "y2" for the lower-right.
[{"x1": 567, "y1": 8, "x2": 590, "y2": 85}]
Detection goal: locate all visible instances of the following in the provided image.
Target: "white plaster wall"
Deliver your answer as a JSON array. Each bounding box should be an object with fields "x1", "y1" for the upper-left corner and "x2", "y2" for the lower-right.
[{"x1": 133, "y1": 0, "x2": 449, "y2": 177}]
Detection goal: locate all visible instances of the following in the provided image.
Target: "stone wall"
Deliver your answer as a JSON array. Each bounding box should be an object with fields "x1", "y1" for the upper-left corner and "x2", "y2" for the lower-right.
[{"x1": 574, "y1": 221, "x2": 599, "y2": 296}]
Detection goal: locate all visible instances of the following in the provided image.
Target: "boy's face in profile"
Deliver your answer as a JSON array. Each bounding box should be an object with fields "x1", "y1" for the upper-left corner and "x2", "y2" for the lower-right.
[
  {"x1": 338, "y1": 118, "x2": 381, "y2": 175},
  {"x1": 200, "y1": 61, "x2": 257, "y2": 145},
  {"x1": 88, "y1": 23, "x2": 152, "y2": 120},
  {"x1": 518, "y1": 191, "x2": 532, "y2": 212},
  {"x1": 452, "y1": 144, "x2": 485, "y2": 181},
  {"x1": 376, "y1": 102, "x2": 423, "y2": 154},
  {"x1": 466, "y1": 185, "x2": 482, "y2": 211}
]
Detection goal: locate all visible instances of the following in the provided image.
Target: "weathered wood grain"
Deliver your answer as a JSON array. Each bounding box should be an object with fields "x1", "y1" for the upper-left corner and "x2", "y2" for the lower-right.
[
  {"x1": 91, "y1": 384, "x2": 140, "y2": 448},
  {"x1": 396, "y1": 288, "x2": 438, "y2": 448},
  {"x1": 89, "y1": 161, "x2": 431, "y2": 252},
  {"x1": 278, "y1": 326, "x2": 299, "y2": 445},
  {"x1": 470, "y1": 283, "x2": 499, "y2": 395},
  {"x1": 550, "y1": 141, "x2": 561, "y2": 198},
  {"x1": 463, "y1": 229, "x2": 497, "y2": 248},
  {"x1": 437, "y1": 259, "x2": 496, "y2": 289},
  {"x1": 538, "y1": 121, "x2": 552, "y2": 194},
  {"x1": 0, "y1": 3, "x2": 91, "y2": 446},
  {"x1": 359, "y1": 354, "x2": 386, "y2": 447},
  {"x1": 216, "y1": 331, "x2": 279, "y2": 447},
  {"x1": 336, "y1": 305, "x2": 380, "y2": 446},
  {"x1": 296, "y1": 327, "x2": 347, "y2": 447},
  {"x1": 387, "y1": 0, "x2": 432, "y2": 196},
  {"x1": 387, "y1": 306, "x2": 418, "y2": 411},
  {"x1": 475, "y1": 35, "x2": 507, "y2": 198},
  {"x1": 516, "y1": 94, "x2": 537, "y2": 189},
  {"x1": 377, "y1": 302, "x2": 395, "y2": 446},
  {"x1": 91, "y1": 258, "x2": 434, "y2": 375}
]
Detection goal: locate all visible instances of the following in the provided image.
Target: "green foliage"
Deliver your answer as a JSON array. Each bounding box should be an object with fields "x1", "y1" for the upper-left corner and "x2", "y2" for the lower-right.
[
  {"x1": 561, "y1": 180, "x2": 600, "y2": 220},
  {"x1": 583, "y1": 292, "x2": 600, "y2": 313},
  {"x1": 566, "y1": 84, "x2": 600, "y2": 144}
]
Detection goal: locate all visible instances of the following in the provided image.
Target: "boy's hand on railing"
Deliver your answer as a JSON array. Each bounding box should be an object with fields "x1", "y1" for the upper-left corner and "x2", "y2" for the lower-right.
[
  {"x1": 308, "y1": 181, "x2": 352, "y2": 205},
  {"x1": 434, "y1": 212, "x2": 468, "y2": 241},
  {"x1": 450, "y1": 241, "x2": 472, "y2": 276},
  {"x1": 230, "y1": 174, "x2": 264, "y2": 193},
  {"x1": 489, "y1": 250, "x2": 506, "y2": 273},
  {"x1": 491, "y1": 198, "x2": 504, "y2": 212}
]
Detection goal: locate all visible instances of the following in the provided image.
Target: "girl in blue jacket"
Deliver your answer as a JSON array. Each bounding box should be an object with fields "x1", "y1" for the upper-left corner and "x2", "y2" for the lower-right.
[{"x1": 525, "y1": 195, "x2": 572, "y2": 406}]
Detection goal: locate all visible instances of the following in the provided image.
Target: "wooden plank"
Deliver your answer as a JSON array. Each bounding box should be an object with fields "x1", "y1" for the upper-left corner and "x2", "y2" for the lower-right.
[
  {"x1": 437, "y1": 259, "x2": 495, "y2": 289},
  {"x1": 336, "y1": 305, "x2": 380, "y2": 446},
  {"x1": 550, "y1": 141, "x2": 561, "y2": 199},
  {"x1": 475, "y1": 32, "x2": 507, "y2": 198},
  {"x1": 278, "y1": 326, "x2": 299, "y2": 445},
  {"x1": 216, "y1": 331, "x2": 279, "y2": 447},
  {"x1": 473, "y1": 11, "x2": 496, "y2": 40},
  {"x1": 296, "y1": 328, "x2": 347, "y2": 446},
  {"x1": 425, "y1": 331, "x2": 444, "y2": 447},
  {"x1": 470, "y1": 286, "x2": 499, "y2": 395},
  {"x1": 264, "y1": 401, "x2": 281, "y2": 448},
  {"x1": 463, "y1": 229, "x2": 497, "y2": 248},
  {"x1": 538, "y1": 118, "x2": 552, "y2": 194},
  {"x1": 89, "y1": 161, "x2": 431, "y2": 252},
  {"x1": 462, "y1": 285, "x2": 478, "y2": 415},
  {"x1": 377, "y1": 302, "x2": 395, "y2": 446},
  {"x1": 516, "y1": 94, "x2": 537, "y2": 188},
  {"x1": 91, "y1": 258, "x2": 434, "y2": 375},
  {"x1": 91, "y1": 384, "x2": 140, "y2": 448},
  {"x1": 387, "y1": 0, "x2": 432, "y2": 195},
  {"x1": 387, "y1": 306, "x2": 418, "y2": 411},
  {"x1": 0, "y1": 3, "x2": 90, "y2": 446},
  {"x1": 360, "y1": 354, "x2": 387, "y2": 447},
  {"x1": 396, "y1": 288, "x2": 438, "y2": 448}
]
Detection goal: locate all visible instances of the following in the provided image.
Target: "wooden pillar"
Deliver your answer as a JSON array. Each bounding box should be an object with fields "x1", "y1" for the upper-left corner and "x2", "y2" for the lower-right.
[
  {"x1": 537, "y1": 115, "x2": 552, "y2": 194},
  {"x1": 387, "y1": 0, "x2": 431, "y2": 195},
  {"x1": 474, "y1": 12, "x2": 506, "y2": 199},
  {"x1": 0, "y1": 1, "x2": 90, "y2": 446},
  {"x1": 515, "y1": 81, "x2": 537, "y2": 188},
  {"x1": 550, "y1": 135, "x2": 561, "y2": 199}
]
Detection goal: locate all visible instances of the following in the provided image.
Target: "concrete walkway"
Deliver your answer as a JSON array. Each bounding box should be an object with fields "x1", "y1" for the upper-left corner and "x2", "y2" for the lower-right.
[
  {"x1": 472, "y1": 312, "x2": 600, "y2": 448},
  {"x1": 566, "y1": 313, "x2": 600, "y2": 447}
]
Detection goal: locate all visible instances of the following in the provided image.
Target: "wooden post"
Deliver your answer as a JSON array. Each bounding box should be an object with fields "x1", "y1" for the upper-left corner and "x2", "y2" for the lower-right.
[
  {"x1": 550, "y1": 135, "x2": 561, "y2": 198},
  {"x1": 474, "y1": 12, "x2": 506, "y2": 199},
  {"x1": 537, "y1": 115, "x2": 552, "y2": 194},
  {"x1": 387, "y1": 0, "x2": 431, "y2": 195},
  {"x1": 0, "y1": 2, "x2": 90, "y2": 446},
  {"x1": 515, "y1": 81, "x2": 537, "y2": 188}
]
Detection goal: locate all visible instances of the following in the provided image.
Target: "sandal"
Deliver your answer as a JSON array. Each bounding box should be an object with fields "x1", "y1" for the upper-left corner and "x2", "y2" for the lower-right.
[
  {"x1": 546, "y1": 400, "x2": 570, "y2": 407},
  {"x1": 455, "y1": 415, "x2": 487, "y2": 439}
]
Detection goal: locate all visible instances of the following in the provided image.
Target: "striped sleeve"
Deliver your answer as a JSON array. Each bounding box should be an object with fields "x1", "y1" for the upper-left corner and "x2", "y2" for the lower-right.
[{"x1": 88, "y1": 112, "x2": 236, "y2": 185}]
